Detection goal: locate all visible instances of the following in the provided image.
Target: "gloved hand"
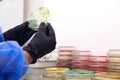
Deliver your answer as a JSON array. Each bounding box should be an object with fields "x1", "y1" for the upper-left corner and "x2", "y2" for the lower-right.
[
  {"x1": 3, "y1": 21, "x2": 36, "y2": 46},
  {"x1": 23, "y1": 22, "x2": 56, "y2": 63}
]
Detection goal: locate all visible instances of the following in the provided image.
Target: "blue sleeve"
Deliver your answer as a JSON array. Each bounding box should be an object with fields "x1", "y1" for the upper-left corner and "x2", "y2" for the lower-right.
[
  {"x1": 0, "y1": 41, "x2": 28, "y2": 80},
  {"x1": 0, "y1": 27, "x2": 4, "y2": 42}
]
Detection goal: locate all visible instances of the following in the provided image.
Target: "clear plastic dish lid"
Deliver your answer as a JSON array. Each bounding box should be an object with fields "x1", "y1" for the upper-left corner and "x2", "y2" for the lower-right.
[{"x1": 28, "y1": 7, "x2": 50, "y2": 31}]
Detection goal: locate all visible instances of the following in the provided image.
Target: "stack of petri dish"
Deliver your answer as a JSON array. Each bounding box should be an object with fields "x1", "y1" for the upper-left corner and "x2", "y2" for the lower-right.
[
  {"x1": 63, "y1": 70, "x2": 95, "y2": 80},
  {"x1": 107, "y1": 49, "x2": 120, "y2": 79},
  {"x1": 71, "y1": 50, "x2": 92, "y2": 70},
  {"x1": 57, "y1": 46, "x2": 76, "y2": 68},
  {"x1": 89, "y1": 56, "x2": 108, "y2": 72}
]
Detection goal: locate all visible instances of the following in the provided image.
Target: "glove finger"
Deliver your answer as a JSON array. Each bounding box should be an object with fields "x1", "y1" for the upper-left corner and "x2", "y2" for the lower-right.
[
  {"x1": 20, "y1": 21, "x2": 29, "y2": 28},
  {"x1": 14, "y1": 21, "x2": 29, "y2": 31},
  {"x1": 38, "y1": 22, "x2": 46, "y2": 34},
  {"x1": 46, "y1": 23, "x2": 55, "y2": 37}
]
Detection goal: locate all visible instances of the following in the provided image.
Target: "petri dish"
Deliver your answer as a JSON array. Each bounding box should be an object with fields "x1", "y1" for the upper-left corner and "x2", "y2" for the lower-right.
[
  {"x1": 43, "y1": 67, "x2": 70, "y2": 80},
  {"x1": 63, "y1": 70, "x2": 95, "y2": 80},
  {"x1": 28, "y1": 7, "x2": 50, "y2": 31}
]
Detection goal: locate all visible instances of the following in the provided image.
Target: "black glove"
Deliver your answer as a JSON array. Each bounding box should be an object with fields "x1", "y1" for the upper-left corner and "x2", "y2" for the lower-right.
[
  {"x1": 23, "y1": 22, "x2": 56, "y2": 63},
  {"x1": 3, "y1": 21, "x2": 36, "y2": 46}
]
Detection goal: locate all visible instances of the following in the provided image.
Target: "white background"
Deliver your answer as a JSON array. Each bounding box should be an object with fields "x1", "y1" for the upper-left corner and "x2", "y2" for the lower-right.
[
  {"x1": 0, "y1": 0, "x2": 24, "y2": 32},
  {"x1": 0, "y1": 0, "x2": 120, "y2": 55},
  {"x1": 44, "y1": 0, "x2": 120, "y2": 55},
  {"x1": 24, "y1": 0, "x2": 44, "y2": 21}
]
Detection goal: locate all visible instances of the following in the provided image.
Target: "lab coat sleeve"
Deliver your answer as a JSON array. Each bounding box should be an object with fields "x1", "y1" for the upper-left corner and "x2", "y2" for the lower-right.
[{"x1": 0, "y1": 41, "x2": 28, "y2": 80}]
